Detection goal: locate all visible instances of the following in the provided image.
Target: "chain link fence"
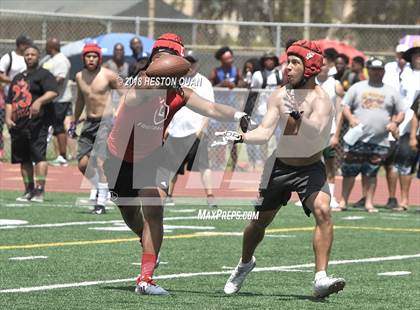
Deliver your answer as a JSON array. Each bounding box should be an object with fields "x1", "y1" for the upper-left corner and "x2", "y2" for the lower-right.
[
  {"x1": 0, "y1": 9, "x2": 419, "y2": 172},
  {"x1": 1, "y1": 9, "x2": 420, "y2": 76}
]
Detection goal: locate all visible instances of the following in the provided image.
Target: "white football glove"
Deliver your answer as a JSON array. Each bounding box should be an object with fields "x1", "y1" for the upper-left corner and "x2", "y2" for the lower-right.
[{"x1": 211, "y1": 131, "x2": 243, "y2": 147}]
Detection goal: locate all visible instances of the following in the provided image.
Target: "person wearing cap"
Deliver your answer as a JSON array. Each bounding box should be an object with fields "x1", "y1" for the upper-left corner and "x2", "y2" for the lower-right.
[
  {"x1": 384, "y1": 42, "x2": 420, "y2": 210},
  {"x1": 103, "y1": 33, "x2": 250, "y2": 296},
  {"x1": 383, "y1": 43, "x2": 410, "y2": 89},
  {"x1": 221, "y1": 40, "x2": 346, "y2": 298},
  {"x1": 0, "y1": 35, "x2": 32, "y2": 159},
  {"x1": 339, "y1": 57, "x2": 404, "y2": 213},
  {"x1": 245, "y1": 51, "x2": 282, "y2": 171},
  {"x1": 380, "y1": 43, "x2": 413, "y2": 210},
  {"x1": 163, "y1": 50, "x2": 218, "y2": 208},
  {"x1": 71, "y1": 43, "x2": 121, "y2": 215},
  {"x1": 4, "y1": 45, "x2": 58, "y2": 203}
]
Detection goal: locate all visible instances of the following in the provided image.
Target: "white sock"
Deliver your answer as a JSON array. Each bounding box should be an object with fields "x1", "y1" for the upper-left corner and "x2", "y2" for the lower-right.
[
  {"x1": 315, "y1": 270, "x2": 327, "y2": 281},
  {"x1": 89, "y1": 189, "x2": 98, "y2": 200},
  {"x1": 97, "y1": 182, "x2": 109, "y2": 206},
  {"x1": 328, "y1": 183, "x2": 335, "y2": 197}
]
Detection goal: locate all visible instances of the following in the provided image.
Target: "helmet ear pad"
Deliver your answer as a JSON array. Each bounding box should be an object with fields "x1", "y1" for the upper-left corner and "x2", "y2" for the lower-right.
[{"x1": 286, "y1": 40, "x2": 323, "y2": 78}]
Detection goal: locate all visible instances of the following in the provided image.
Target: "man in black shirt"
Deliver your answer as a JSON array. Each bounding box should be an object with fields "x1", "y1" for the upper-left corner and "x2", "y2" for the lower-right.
[{"x1": 5, "y1": 45, "x2": 58, "y2": 202}]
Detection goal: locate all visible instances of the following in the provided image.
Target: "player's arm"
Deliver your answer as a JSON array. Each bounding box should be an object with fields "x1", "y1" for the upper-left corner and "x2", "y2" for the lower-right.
[
  {"x1": 74, "y1": 75, "x2": 85, "y2": 123},
  {"x1": 0, "y1": 54, "x2": 12, "y2": 84},
  {"x1": 242, "y1": 90, "x2": 282, "y2": 145},
  {"x1": 0, "y1": 72, "x2": 11, "y2": 84},
  {"x1": 409, "y1": 112, "x2": 419, "y2": 151},
  {"x1": 107, "y1": 68, "x2": 125, "y2": 95},
  {"x1": 297, "y1": 93, "x2": 333, "y2": 139},
  {"x1": 5, "y1": 103, "x2": 14, "y2": 128},
  {"x1": 183, "y1": 88, "x2": 245, "y2": 122},
  {"x1": 4, "y1": 84, "x2": 15, "y2": 128}
]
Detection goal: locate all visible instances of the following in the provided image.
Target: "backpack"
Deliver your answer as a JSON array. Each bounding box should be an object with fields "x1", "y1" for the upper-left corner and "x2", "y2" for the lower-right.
[
  {"x1": 260, "y1": 69, "x2": 281, "y2": 89},
  {"x1": 5, "y1": 52, "x2": 12, "y2": 76},
  {"x1": 243, "y1": 69, "x2": 281, "y2": 115}
]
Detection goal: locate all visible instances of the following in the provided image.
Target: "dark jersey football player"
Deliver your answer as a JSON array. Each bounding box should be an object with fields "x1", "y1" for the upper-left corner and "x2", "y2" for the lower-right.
[{"x1": 5, "y1": 45, "x2": 58, "y2": 202}]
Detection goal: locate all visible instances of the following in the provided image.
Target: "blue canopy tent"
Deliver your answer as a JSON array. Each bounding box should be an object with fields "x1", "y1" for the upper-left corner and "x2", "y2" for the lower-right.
[{"x1": 61, "y1": 33, "x2": 154, "y2": 79}]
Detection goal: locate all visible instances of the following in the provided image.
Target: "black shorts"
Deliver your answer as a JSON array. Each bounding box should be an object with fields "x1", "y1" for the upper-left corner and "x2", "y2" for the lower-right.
[
  {"x1": 256, "y1": 154, "x2": 330, "y2": 216},
  {"x1": 52, "y1": 101, "x2": 72, "y2": 135},
  {"x1": 392, "y1": 134, "x2": 418, "y2": 175},
  {"x1": 164, "y1": 133, "x2": 210, "y2": 175},
  {"x1": 383, "y1": 140, "x2": 397, "y2": 167},
  {"x1": 103, "y1": 148, "x2": 170, "y2": 205},
  {"x1": 77, "y1": 117, "x2": 113, "y2": 161},
  {"x1": 10, "y1": 122, "x2": 49, "y2": 164}
]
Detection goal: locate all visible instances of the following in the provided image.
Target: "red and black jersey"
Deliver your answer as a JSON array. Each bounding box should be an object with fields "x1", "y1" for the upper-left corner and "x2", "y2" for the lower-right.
[
  {"x1": 6, "y1": 68, "x2": 58, "y2": 129},
  {"x1": 107, "y1": 88, "x2": 185, "y2": 163}
]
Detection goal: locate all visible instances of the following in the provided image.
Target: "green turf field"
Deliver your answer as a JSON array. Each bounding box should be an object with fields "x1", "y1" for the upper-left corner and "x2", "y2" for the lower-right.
[{"x1": 1, "y1": 191, "x2": 419, "y2": 309}]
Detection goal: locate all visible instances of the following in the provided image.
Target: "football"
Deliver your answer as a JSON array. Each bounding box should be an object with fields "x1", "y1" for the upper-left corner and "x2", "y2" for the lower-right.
[{"x1": 146, "y1": 54, "x2": 191, "y2": 78}]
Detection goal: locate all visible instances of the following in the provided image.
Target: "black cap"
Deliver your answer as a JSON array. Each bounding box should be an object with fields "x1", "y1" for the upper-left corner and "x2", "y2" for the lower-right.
[
  {"x1": 16, "y1": 35, "x2": 33, "y2": 47},
  {"x1": 260, "y1": 51, "x2": 279, "y2": 67},
  {"x1": 185, "y1": 50, "x2": 198, "y2": 63},
  {"x1": 403, "y1": 44, "x2": 420, "y2": 62}
]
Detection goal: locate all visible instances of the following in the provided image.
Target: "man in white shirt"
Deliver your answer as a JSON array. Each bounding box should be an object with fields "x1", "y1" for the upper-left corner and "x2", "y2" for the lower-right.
[
  {"x1": 0, "y1": 35, "x2": 31, "y2": 88},
  {"x1": 164, "y1": 51, "x2": 217, "y2": 208},
  {"x1": 41, "y1": 38, "x2": 72, "y2": 166},
  {"x1": 0, "y1": 35, "x2": 32, "y2": 159},
  {"x1": 388, "y1": 43, "x2": 420, "y2": 210},
  {"x1": 383, "y1": 44, "x2": 410, "y2": 90},
  {"x1": 246, "y1": 51, "x2": 282, "y2": 170},
  {"x1": 381, "y1": 43, "x2": 411, "y2": 210}
]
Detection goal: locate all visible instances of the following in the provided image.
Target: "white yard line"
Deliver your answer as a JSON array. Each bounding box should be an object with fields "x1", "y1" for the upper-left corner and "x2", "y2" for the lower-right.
[
  {"x1": 1, "y1": 253, "x2": 419, "y2": 293},
  {"x1": 0, "y1": 216, "x2": 200, "y2": 230},
  {"x1": 9, "y1": 256, "x2": 48, "y2": 261}
]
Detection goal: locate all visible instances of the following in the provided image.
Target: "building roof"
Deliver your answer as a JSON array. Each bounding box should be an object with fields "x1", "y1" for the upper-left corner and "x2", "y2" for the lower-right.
[{"x1": 0, "y1": 0, "x2": 189, "y2": 18}]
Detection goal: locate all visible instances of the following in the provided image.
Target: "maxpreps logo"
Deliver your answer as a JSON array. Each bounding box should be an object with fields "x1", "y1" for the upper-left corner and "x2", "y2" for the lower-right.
[{"x1": 153, "y1": 96, "x2": 170, "y2": 125}]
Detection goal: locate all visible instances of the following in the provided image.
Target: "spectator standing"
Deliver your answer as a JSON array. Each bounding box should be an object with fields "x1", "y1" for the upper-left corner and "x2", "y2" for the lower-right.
[
  {"x1": 128, "y1": 37, "x2": 150, "y2": 77},
  {"x1": 209, "y1": 46, "x2": 243, "y2": 170},
  {"x1": 239, "y1": 58, "x2": 260, "y2": 88},
  {"x1": 164, "y1": 51, "x2": 217, "y2": 208},
  {"x1": 246, "y1": 51, "x2": 282, "y2": 171},
  {"x1": 383, "y1": 44, "x2": 410, "y2": 89},
  {"x1": 379, "y1": 43, "x2": 411, "y2": 210},
  {"x1": 41, "y1": 38, "x2": 72, "y2": 167},
  {"x1": 210, "y1": 46, "x2": 243, "y2": 88},
  {"x1": 103, "y1": 43, "x2": 130, "y2": 79},
  {"x1": 334, "y1": 53, "x2": 352, "y2": 90},
  {"x1": 339, "y1": 58, "x2": 404, "y2": 213},
  {"x1": 5, "y1": 45, "x2": 58, "y2": 202},
  {"x1": 323, "y1": 48, "x2": 338, "y2": 77},
  {"x1": 0, "y1": 35, "x2": 32, "y2": 159}
]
